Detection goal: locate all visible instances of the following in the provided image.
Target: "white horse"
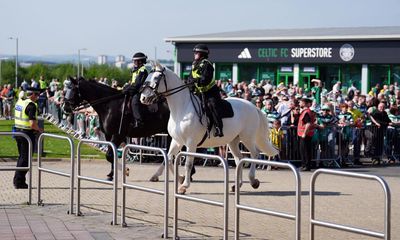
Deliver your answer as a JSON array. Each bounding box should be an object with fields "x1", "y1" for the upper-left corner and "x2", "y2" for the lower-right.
[{"x1": 140, "y1": 63, "x2": 279, "y2": 194}]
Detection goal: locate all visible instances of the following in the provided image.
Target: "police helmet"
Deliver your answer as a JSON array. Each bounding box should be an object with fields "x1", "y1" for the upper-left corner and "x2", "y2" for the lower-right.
[
  {"x1": 132, "y1": 52, "x2": 148, "y2": 62},
  {"x1": 193, "y1": 44, "x2": 209, "y2": 54}
]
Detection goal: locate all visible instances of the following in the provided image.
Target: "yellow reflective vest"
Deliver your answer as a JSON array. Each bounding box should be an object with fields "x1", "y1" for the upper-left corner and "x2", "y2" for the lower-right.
[
  {"x1": 14, "y1": 99, "x2": 37, "y2": 130},
  {"x1": 191, "y1": 59, "x2": 215, "y2": 93},
  {"x1": 130, "y1": 65, "x2": 147, "y2": 84}
]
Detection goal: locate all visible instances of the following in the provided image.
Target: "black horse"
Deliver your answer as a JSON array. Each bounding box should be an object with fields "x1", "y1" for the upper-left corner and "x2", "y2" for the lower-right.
[{"x1": 63, "y1": 77, "x2": 170, "y2": 180}]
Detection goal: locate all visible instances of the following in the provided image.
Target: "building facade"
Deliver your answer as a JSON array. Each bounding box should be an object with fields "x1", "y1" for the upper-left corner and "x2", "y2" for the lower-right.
[{"x1": 166, "y1": 26, "x2": 400, "y2": 94}]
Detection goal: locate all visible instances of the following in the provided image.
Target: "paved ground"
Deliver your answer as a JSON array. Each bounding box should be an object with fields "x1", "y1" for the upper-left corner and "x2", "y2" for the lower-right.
[{"x1": 0, "y1": 157, "x2": 399, "y2": 240}]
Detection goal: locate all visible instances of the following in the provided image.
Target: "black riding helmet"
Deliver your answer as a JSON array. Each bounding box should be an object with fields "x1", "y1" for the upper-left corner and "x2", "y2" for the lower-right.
[
  {"x1": 132, "y1": 52, "x2": 148, "y2": 63},
  {"x1": 193, "y1": 44, "x2": 209, "y2": 58}
]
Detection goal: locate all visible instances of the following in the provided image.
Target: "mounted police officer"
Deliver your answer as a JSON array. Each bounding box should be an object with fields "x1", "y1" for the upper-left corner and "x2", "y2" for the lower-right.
[
  {"x1": 124, "y1": 52, "x2": 148, "y2": 128},
  {"x1": 13, "y1": 87, "x2": 43, "y2": 189},
  {"x1": 188, "y1": 44, "x2": 224, "y2": 137}
]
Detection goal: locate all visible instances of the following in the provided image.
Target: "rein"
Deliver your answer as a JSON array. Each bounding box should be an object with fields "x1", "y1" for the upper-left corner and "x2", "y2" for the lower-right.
[{"x1": 72, "y1": 80, "x2": 125, "y2": 111}]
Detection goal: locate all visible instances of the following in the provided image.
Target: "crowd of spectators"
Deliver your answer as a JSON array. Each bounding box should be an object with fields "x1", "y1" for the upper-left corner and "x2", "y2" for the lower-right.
[
  {"x1": 3, "y1": 75, "x2": 400, "y2": 167},
  {"x1": 216, "y1": 78, "x2": 400, "y2": 167}
]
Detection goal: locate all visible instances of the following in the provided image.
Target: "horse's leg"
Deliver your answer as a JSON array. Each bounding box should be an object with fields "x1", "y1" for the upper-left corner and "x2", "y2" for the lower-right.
[
  {"x1": 105, "y1": 135, "x2": 124, "y2": 181},
  {"x1": 178, "y1": 142, "x2": 196, "y2": 195},
  {"x1": 227, "y1": 137, "x2": 243, "y2": 192},
  {"x1": 150, "y1": 139, "x2": 181, "y2": 182},
  {"x1": 104, "y1": 134, "x2": 114, "y2": 181},
  {"x1": 246, "y1": 145, "x2": 261, "y2": 189}
]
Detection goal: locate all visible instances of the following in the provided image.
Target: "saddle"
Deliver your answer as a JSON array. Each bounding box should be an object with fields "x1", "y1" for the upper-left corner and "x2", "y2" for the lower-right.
[{"x1": 204, "y1": 99, "x2": 234, "y2": 134}]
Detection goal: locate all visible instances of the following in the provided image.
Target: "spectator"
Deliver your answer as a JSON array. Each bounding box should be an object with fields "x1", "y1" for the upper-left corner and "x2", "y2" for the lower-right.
[
  {"x1": 298, "y1": 97, "x2": 316, "y2": 171},
  {"x1": 337, "y1": 103, "x2": 353, "y2": 166},
  {"x1": 370, "y1": 102, "x2": 392, "y2": 164}
]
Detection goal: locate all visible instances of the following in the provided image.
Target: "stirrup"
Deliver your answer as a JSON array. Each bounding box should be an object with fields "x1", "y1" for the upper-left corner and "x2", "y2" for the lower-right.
[{"x1": 214, "y1": 127, "x2": 224, "y2": 137}]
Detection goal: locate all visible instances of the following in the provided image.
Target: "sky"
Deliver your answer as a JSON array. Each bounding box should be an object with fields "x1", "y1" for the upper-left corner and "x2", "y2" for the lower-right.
[{"x1": 1, "y1": 0, "x2": 400, "y2": 60}]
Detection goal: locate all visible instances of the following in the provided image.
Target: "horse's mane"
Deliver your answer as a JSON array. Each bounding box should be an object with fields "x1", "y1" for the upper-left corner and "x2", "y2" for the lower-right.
[{"x1": 83, "y1": 78, "x2": 121, "y2": 94}]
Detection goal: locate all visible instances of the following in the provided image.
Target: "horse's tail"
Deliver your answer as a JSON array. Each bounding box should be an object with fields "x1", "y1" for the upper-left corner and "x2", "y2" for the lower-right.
[{"x1": 255, "y1": 109, "x2": 279, "y2": 157}]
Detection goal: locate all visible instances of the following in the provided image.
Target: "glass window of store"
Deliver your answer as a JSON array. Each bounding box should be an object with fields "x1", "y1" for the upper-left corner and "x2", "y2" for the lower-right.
[
  {"x1": 391, "y1": 65, "x2": 400, "y2": 85},
  {"x1": 215, "y1": 64, "x2": 233, "y2": 81},
  {"x1": 369, "y1": 65, "x2": 390, "y2": 91},
  {"x1": 181, "y1": 63, "x2": 192, "y2": 80},
  {"x1": 258, "y1": 64, "x2": 276, "y2": 84},
  {"x1": 319, "y1": 65, "x2": 340, "y2": 91},
  {"x1": 341, "y1": 65, "x2": 361, "y2": 93},
  {"x1": 238, "y1": 63, "x2": 258, "y2": 83}
]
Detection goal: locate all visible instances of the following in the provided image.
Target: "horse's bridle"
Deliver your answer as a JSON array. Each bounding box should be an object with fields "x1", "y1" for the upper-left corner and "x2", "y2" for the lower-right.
[
  {"x1": 141, "y1": 67, "x2": 193, "y2": 100},
  {"x1": 66, "y1": 78, "x2": 124, "y2": 112}
]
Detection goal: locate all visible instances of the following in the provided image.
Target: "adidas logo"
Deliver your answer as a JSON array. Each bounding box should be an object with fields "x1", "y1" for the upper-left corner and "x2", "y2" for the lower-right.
[{"x1": 238, "y1": 48, "x2": 252, "y2": 59}]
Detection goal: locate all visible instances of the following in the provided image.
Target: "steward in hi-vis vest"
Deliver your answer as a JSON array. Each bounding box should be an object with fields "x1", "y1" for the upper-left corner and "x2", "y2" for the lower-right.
[
  {"x1": 123, "y1": 52, "x2": 148, "y2": 128},
  {"x1": 13, "y1": 87, "x2": 43, "y2": 189},
  {"x1": 188, "y1": 44, "x2": 224, "y2": 137}
]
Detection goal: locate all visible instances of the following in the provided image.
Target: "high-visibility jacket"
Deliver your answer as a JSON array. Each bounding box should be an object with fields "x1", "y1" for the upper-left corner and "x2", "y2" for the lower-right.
[
  {"x1": 131, "y1": 65, "x2": 147, "y2": 84},
  {"x1": 14, "y1": 99, "x2": 37, "y2": 130},
  {"x1": 297, "y1": 108, "x2": 315, "y2": 137},
  {"x1": 191, "y1": 59, "x2": 215, "y2": 93},
  {"x1": 39, "y1": 79, "x2": 47, "y2": 89}
]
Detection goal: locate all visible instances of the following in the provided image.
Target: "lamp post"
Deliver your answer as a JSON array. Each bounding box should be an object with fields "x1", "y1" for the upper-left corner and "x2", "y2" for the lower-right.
[
  {"x1": 9, "y1": 37, "x2": 18, "y2": 88},
  {"x1": 0, "y1": 57, "x2": 9, "y2": 86},
  {"x1": 77, "y1": 48, "x2": 87, "y2": 79}
]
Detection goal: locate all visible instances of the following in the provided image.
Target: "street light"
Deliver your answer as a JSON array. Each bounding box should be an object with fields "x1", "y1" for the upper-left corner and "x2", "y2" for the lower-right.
[
  {"x1": 0, "y1": 57, "x2": 9, "y2": 85},
  {"x1": 9, "y1": 37, "x2": 18, "y2": 88},
  {"x1": 77, "y1": 48, "x2": 87, "y2": 79}
]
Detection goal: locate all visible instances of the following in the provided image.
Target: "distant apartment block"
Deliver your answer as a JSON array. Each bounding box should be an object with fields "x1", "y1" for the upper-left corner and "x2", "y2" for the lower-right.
[{"x1": 97, "y1": 55, "x2": 107, "y2": 65}]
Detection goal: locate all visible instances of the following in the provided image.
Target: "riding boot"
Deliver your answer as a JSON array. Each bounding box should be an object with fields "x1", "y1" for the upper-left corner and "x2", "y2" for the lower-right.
[{"x1": 214, "y1": 126, "x2": 224, "y2": 137}]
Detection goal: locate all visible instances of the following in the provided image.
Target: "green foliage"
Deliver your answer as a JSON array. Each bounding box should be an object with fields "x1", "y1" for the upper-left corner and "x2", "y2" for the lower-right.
[
  {"x1": 0, "y1": 120, "x2": 105, "y2": 159},
  {"x1": 0, "y1": 60, "x2": 131, "y2": 87}
]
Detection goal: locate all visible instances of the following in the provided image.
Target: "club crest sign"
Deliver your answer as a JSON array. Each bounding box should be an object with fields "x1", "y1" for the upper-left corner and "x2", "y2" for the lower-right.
[{"x1": 339, "y1": 44, "x2": 355, "y2": 62}]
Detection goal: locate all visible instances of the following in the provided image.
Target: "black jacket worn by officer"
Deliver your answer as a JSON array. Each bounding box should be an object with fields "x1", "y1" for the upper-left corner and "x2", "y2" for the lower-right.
[
  {"x1": 188, "y1": 44, "x2": 224, "y2": 137},
  {"x1": 13, "y1": 88, "x2": 43, "y2": 189},
  {"x1": 126, "y1": 52, "x2": 149, "y2": 127}
]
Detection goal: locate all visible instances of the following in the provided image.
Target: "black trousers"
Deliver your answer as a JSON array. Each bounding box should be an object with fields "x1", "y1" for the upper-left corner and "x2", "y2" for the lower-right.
[
  {"x1": 202, "y1": 86, "x2": 223, "y2": 130},
  {"x1": 300, "y1": 135, "x2": 312, "y2": 168},
  {"x1": 14, "y1": 130, "x2": 36, "y2": 185},
  {"x1": 131, "y1": 94, "x2": 143, "y2": 122}
]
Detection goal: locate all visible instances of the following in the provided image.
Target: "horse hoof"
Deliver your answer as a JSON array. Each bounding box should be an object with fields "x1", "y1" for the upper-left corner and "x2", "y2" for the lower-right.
[
  {"x1": 149, "y1": 176, "x2": 159, "y2": 182},
  {"x1": 231, "y1": 185, "x2": 235, "y2": 193},
  {"x1": 251, "y1": 179, "x2": 260, "y2": 189},
  {"x1": 178, "y1": 186, "x2": 186, "y2": 195},
  {"x1": 178, "y1": 175, "x2": 185, "y2": 184}
]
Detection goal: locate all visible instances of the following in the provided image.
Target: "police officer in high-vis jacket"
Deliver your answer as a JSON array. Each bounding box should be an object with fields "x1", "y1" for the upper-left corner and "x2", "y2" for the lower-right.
[
  {"x1": 125, "y1": 52, "x2": 148, "y2": 127},
  {"x1": 14, "y1": 87, "x2": 43, "y2": 189},
  {"x1": 188, "y1": 44, "x2": 224, "y2": 137}
]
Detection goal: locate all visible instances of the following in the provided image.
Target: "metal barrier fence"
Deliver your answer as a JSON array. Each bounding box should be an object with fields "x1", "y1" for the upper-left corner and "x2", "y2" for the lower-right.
[
  {"x1": 235, "y1": 158, "x2": 301, "y2": 240},
  {"x1": 76, "y1": 139, "x2": 118, "y2": 225},
  {"x1": 225, "y1": 124, "x2": 397, "y2": 168},
  {"x1": 0, "y1": 131, "x2": 33, "y2": 205},
  {"x1": 310, "y1": 169, "x2": 391, "y2": 240},
  {"x1": 121, "y1": 144, "x2": 169, "y2": 239},
  {"x1": 173, "y1": 152, "x2": 229, "y2": 240},
  {"x1": 37, "y1": 133, "x2": 75, "y2": 214},
  {"x1": 137, "y1": 134, "x2": 169, "y2": 164}
]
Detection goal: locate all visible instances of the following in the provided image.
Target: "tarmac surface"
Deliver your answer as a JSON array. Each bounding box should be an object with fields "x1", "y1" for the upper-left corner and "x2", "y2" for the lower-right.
[{"x1": 0, "y1": 157, "x2": 399, "y2": 240}]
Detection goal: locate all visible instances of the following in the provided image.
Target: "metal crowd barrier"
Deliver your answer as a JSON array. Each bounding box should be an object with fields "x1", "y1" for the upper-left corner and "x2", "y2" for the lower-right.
[
  {"x1": 310, "y1": 169, "x2": 391, "y2": 239},
  {"x1": 0, "y1": 132, "x2": 33, "y2": 205},
  {"x1": 121, "y1": 144, "x2": 169, "y2": 239},
  {"x1": 37, "y1": 133, "x2": 75, "y2": 214},
  {"x1": 76, "y1": 139, "x2": 118, "y2": 225},
  {"x1": 137, "y1": 133, "x2": 169, "y2": 164},
  {"x1": 235, "y1": 158, "x2": 301, "y2": 240},
  {"x1": 173, "y1": 152, "x2": 229, "y2": 240}
]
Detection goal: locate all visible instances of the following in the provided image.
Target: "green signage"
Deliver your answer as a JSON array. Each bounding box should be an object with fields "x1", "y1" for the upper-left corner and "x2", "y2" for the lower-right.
[{"x1": 258, "y1": 48, "x2": 289, "y2": 58}]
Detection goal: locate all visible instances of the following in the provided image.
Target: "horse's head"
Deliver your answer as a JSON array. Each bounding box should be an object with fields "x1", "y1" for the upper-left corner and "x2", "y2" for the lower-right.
[
  {"x1": 63, "y1": 77, "x2": 85, "y2": 114},
  {"x1": 140, "y1": 61, "x2": 166, "y2": 105}
]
